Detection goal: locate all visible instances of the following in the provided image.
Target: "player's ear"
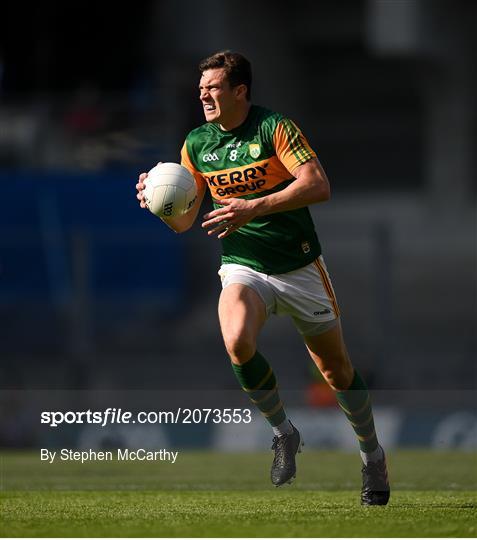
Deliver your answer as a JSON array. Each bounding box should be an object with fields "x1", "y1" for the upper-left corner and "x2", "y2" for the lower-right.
[{"x1": 234, "y1": 84, "x2": 248, "y2": 100}]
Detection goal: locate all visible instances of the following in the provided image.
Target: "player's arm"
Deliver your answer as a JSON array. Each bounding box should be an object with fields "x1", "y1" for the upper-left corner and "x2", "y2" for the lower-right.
[
  {"x1": 201, "y1": 159, "x2": 328, "y2": 237},
  {"x1": 258, "y1": 118, "x2": 330, "y2": 211},
  {"x1": 253, "y1": 157, "x2": 330, "y2": 214},
  {"x1": 136, "y1": 144, "x2": 207, "y2": 233},
  {"x1": 202, "y1": 119, "x2": 329, "y2": 238}
]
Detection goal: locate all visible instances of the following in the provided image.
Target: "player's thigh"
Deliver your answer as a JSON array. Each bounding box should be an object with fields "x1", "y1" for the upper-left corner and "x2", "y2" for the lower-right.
[
  {"x1": 304, "y1": 319, "x2": 353, "y2": 387},
  {"x1": 218, "y1": 283, "x2": 267, "y2": 362}
]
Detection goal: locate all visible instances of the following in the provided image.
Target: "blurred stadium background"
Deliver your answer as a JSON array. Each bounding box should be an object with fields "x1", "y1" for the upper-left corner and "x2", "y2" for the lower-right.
[{"x1": 0, "y1": 0, "x2": 475, "y2": 454}]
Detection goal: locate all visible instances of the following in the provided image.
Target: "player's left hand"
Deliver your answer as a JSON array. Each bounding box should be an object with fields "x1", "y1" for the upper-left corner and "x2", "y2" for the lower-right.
[{"x1": 202, "y1": 198, "x2": 258, "y2": 239}]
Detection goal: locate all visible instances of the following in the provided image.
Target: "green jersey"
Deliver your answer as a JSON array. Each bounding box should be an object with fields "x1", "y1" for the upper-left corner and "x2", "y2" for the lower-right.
[{"x1": 181, "y1": 105, "x2": 322, "y2": 274}]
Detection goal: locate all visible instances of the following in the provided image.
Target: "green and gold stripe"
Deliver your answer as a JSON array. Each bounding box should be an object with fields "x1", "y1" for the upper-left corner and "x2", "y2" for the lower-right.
[
  {"x1": 232, "y1": 351, "x2": 286, "y2": 427},
  {"x1": 282, "y1": 119, "x2": 313, "y2": 165},
  {"x1": 336, "y1": 371, "x2": 378, "y2": 453}
]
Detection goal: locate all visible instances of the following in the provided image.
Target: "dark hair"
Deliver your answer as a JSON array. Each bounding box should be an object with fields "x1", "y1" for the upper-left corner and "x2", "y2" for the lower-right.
[{"x1": 199, "y1": 50, "x2": 252, "y2": 101}]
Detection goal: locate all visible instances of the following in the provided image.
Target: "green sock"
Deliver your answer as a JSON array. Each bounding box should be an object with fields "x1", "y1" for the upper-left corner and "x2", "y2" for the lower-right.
[
  {"x1": 335, "y1": 370, "x2": 379, "y2": 453},
  {"x1": 231, "y1": 351, "x2": 286, "y2": 427}
]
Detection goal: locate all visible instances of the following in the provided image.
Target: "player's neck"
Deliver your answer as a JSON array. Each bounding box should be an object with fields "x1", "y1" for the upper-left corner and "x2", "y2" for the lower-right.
[{"x1": 219, "y1": 102, "x2": 252, "y2": 131}]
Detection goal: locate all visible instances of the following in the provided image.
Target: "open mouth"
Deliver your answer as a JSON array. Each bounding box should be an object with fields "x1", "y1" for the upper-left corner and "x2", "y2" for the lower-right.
[{"x1": 204, "y1": 104, "x2": 216, "y2": 112}]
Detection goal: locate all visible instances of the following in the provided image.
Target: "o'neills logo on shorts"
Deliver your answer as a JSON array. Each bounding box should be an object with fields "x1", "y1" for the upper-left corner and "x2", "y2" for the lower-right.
[{"x1": 204, "y1": 163, "x2": 269, "y2": 197}]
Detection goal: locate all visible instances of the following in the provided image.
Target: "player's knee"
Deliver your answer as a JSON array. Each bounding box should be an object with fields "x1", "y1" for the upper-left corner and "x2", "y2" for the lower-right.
[{"x1": 224, "y1": 333, "x2": 256, "y2": 365}]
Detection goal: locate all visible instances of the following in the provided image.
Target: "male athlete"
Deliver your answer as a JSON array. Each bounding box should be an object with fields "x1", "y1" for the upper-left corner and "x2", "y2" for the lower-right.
[{"x1": 136, "y1": 51, "x2": 390, "y2": 505}]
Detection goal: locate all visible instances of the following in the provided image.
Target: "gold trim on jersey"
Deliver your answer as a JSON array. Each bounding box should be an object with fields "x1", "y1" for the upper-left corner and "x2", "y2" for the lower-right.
[{"x1": 273, "y1": 120, "x2": 316, "y2": 174}]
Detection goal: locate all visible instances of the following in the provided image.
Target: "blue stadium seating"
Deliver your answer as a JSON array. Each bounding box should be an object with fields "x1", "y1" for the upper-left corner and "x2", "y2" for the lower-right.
[{"x1": 0, "y1": 170, "x2": 184, "y2": 310}]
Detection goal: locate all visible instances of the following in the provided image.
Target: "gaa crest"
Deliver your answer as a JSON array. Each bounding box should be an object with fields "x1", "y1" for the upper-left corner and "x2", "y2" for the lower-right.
[{"x1": 249, "y1": 143, "x2": 261, "y2": 159}]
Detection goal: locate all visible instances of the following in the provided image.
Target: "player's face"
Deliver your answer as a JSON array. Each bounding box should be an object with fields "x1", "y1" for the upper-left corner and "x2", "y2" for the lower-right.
[{"x1": 199, "y1": 68, "x2": 239, "y2": 125}]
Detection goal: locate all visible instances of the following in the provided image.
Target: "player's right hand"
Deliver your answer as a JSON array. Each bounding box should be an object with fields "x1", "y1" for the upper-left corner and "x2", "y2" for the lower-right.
[{"x1": 136, "y1": 172, "x2": 148, "y2": 209}]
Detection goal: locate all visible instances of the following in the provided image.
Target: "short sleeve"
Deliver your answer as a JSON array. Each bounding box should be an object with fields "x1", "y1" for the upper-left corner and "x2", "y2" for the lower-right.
[
  {"x1": 180, "y1": 142, "x2": 207, "y2": 188},
  {"x1": 273, "y1": 118, "x2": 317, "y2": 175}
]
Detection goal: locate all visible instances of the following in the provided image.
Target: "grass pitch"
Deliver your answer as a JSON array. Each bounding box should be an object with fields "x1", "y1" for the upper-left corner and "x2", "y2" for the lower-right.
[{"x1": 1, "y1": 450, "x2": 476, "y2": 537}]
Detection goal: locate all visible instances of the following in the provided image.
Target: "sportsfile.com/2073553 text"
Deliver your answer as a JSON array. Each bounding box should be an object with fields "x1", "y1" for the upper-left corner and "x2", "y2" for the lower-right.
[{"x1": 40, "y1": 408, "x2": 253, "y2": 428}]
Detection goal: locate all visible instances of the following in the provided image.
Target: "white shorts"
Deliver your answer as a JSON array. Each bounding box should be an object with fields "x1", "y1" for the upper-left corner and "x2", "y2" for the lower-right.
[{"x1": 218, "y1": 256, "x2": 340, "y2": 336}]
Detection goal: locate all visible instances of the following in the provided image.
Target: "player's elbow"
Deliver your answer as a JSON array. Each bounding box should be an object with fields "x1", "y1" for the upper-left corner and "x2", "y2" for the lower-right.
[
  {"x1": 319, "y1": 183, "x2": 331, "y2": 202},
  {"x1": 313, "y1": 178, "x2": 331, "y2": 203}
]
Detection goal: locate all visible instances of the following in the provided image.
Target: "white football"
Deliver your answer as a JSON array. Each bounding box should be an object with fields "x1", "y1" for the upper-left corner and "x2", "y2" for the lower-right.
[{"x1": 143, "y1": 162, "x2": 197, "y2": 218}]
